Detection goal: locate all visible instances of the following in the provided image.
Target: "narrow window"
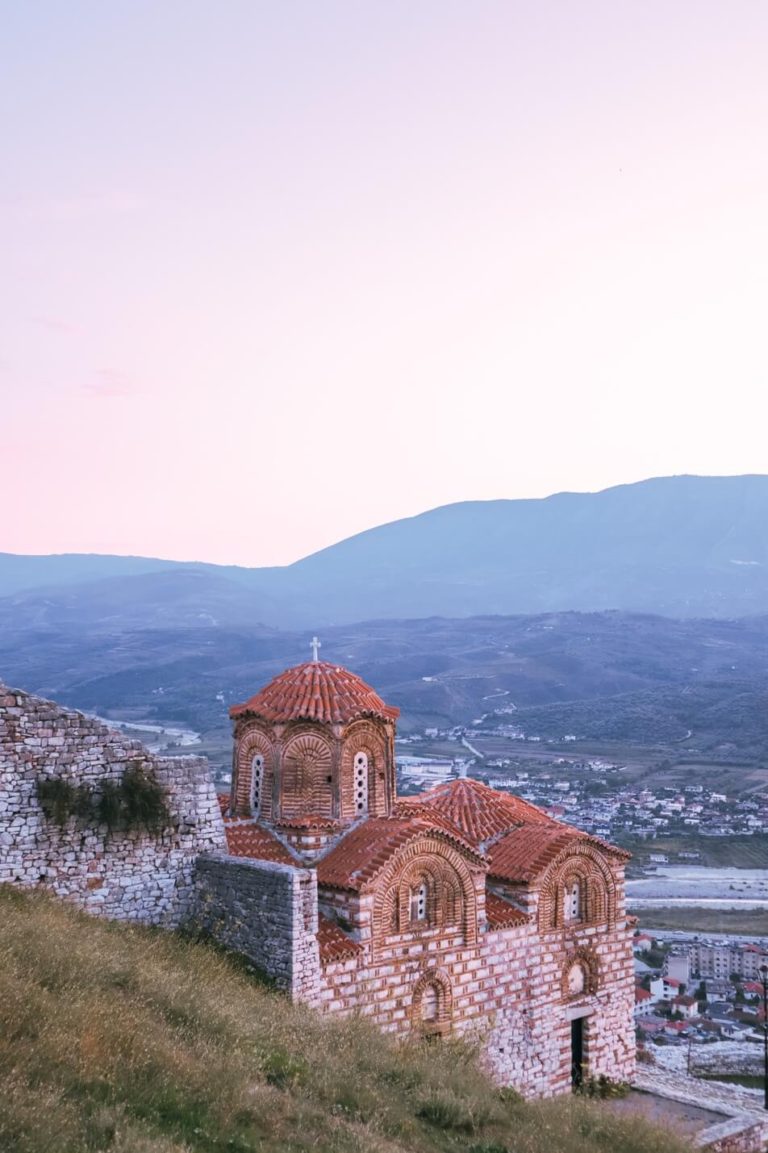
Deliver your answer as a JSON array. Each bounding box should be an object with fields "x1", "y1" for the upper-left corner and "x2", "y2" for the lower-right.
[
  {"x1": 353, "y1": 752, "x2": 368, "y2": 815},
  {"x1": 410, "y1": 881, "x2": 428, "y2": 923},
  {"x1": 252, "y1": 754, "x2": 265, "y2": 816},
  {"x1": 565, "y1": 879, "x2": 581, "y2": 923}
]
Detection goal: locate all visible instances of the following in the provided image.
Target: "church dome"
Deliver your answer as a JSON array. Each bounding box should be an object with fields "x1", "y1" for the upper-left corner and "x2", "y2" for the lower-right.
[{"x1": 230, "y1": 661, "x2": 400, "y2": 725}]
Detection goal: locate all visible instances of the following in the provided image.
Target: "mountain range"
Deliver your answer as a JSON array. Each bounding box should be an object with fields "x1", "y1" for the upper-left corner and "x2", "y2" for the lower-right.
[
  {"x1": 2, "y1": 474, "x2": 768, "y2": 628},
  {"x1": 2, "y1": 474, "x2": 768, "y2": 760}
]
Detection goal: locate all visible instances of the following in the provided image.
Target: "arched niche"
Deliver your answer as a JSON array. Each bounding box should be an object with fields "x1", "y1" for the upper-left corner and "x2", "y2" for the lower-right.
[
  {"x1": 537, "y1": 844, "x2": 617, "y2": 933},
  {"x1": 412, "y1": 968, "x2": 453, "y2": 1036},
  {"x1": 340, "y1": 720, "x2": 390, "y2": 818},
  {"x1": 280, "y1": 730, "x2": 334, "y2": 820},
  {"x1": 373, "y1": 837, "x2": 478, "y2": 953},
  {"x1": 233, "y1": 726, "x2": 274, "y2": 819},
  {"x1": 562, "y1": 947, "x2": 600, "y2": 998}
]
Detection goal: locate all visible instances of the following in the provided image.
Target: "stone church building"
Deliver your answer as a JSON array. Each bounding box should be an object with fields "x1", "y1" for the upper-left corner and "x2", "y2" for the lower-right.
[
  {"x1": 0, "y1": 656, "x2": 635, "y2": 1097},
  {"x1": 209, "y1": 657, "x2": 636, "y2": 1095}
]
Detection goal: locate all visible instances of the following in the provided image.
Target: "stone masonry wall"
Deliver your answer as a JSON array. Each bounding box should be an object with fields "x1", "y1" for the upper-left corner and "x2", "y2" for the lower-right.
[
  {"x1": 0, "y1": 684, "x2": 226, "y2": 924},
  {"x1": 194, "y1": 854, "x2": 321, "y2": 1000}
]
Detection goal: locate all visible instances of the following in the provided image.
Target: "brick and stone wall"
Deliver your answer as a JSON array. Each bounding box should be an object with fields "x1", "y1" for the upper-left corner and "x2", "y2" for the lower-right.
[
  {"x1": 231, "y1": 715, "x2": 397, "y2": 825},
  {"x1": 194, "y1": 854, "x2": 321, "y2": 1000},
  {"x1": 317, "y1": 872, "x2": 635, "y2": 1098},
  {"x1": 0, "y1": 684, "x2": 226, "y2": 924}
]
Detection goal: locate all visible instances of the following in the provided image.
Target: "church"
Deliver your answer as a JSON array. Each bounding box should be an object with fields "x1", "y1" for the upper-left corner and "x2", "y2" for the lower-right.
[{"x1": 216, "y1": 651, "x2": 636, "y2": 1096}]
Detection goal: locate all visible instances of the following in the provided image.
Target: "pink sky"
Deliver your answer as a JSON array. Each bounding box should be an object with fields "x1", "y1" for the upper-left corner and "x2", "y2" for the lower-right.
[{"x1": 2, "y1": 2, "x2": 767, "y2": 566}]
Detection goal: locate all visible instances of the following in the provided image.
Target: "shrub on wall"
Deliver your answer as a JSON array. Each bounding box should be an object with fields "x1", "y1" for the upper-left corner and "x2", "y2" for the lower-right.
[
  {"x1": 36, "y1": 762, "x2": 169, "y2": 836},
  {"x1": 120, "y1": 763, "x2": 168, "y2": 830},
  {"x1": 37, "y1": 778, "x2": 83, "y2": 828}
]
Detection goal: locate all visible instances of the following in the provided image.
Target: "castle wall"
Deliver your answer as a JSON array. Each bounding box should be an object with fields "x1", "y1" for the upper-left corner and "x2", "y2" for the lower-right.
[
  {"x1": 0, "y1": 685, "x2": 226, "y2": 925},
  {"x1": 194, "y1": 854, "x2": 321, "y2": 1000},
  {"x1": 317, "y1": 889, "x2": 635, "y2": 1098}
]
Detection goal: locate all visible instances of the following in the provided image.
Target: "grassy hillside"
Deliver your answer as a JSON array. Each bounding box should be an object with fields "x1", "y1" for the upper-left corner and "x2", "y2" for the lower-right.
[{"x1": 0, "y1": 890, "x2": 687, "y2": 1153}]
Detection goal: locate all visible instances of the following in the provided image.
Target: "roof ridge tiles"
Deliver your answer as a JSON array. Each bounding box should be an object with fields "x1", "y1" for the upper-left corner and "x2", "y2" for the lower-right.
[{"x1": 395, "y1": 776, "x2": 560, "y2": 848}]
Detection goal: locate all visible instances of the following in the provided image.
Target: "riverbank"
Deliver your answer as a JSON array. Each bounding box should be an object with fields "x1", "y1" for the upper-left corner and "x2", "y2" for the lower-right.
[
  {"x1": 87, "y1": 714, "x2": 201, "y2": 755},
  {"x1": 634, "y1": 906, "x2": 768, "y2": 935}
]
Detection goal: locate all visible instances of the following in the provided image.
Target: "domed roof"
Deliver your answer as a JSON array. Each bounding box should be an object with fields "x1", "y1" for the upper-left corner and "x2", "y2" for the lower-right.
[{"x1": 229, "y1": 661, "x2": 400, "y2": 725}]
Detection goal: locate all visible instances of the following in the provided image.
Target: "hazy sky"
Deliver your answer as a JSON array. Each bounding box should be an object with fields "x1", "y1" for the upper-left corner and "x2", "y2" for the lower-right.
[{"x1": 2, "y1": 2, "x2": 767, "y2": 566}]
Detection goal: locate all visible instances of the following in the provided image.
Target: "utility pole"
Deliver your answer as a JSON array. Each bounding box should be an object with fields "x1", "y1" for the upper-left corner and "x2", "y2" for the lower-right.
[{"x1": 760, "y1": 964, "x2": 768, "y2": 1112}]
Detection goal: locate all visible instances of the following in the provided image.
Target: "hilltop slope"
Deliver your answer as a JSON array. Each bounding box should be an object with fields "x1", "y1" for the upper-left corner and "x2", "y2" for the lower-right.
[{"x1": 0, "y1": 889, "x2": 685, "y2": 1153}]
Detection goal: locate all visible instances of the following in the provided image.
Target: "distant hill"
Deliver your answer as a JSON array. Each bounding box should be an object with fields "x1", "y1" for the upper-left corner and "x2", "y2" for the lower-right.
[
  {"x1": 2, "y1": 475, "x2": 768, "y2": 626},
  {"x1": 2, "y1": 609, "x2": 767, "y2": 758}
]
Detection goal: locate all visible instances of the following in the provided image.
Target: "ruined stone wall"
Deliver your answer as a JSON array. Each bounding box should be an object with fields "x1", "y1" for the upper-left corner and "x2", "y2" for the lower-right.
[
  {"x1": 194, "y1": 854, "x2": 321, "y2": 1000},
  {"x1": 0, "y1": 684, "x2": 226, "y2": 924},
  {"x1": 636, "y1": 1068, "x2": 768, "y2": 1152},
  {"x1": 317, "y1": 887, "x2": 635, "y2": 1098}
]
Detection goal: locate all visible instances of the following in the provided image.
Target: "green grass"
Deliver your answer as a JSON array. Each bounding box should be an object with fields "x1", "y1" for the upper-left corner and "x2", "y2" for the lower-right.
[
  {"x1": 621, "y1": 834, "x2": 768, "y2": 870},
  {"x1": 634, "y1": 905, "x2": 768, "y2": 935},
  {"x1": 0, "y1": 888, "x2": 691, "y2": 1153},
  {"x1": 695, "y1": 1073, "x2": 765, "y2": 1090}
]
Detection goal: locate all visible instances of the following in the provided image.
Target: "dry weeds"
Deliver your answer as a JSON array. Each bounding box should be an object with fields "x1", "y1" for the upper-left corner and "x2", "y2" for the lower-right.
[{"x1": 0, "y1": 888, "x2": 689, "y2": 1153}]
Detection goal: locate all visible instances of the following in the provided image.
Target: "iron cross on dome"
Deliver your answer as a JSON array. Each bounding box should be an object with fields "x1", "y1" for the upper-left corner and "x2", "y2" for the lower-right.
[{"x1": 310, "y1": 636, "x2": 321, "y2": 662}]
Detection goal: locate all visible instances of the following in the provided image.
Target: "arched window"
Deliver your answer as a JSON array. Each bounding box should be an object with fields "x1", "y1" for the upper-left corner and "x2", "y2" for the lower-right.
[
  {"x1": 353, "y1": 752, "x2": 368, "y2": 816},
  {"x1": 564, "y1": 879, "x2": 581, "y2": 923},
  {"x1": 251, "y1": 754, "x2": 265, "y2": 816},
  {"x1": 410, "y1": 880, "x2": 428, "y2": 923}
]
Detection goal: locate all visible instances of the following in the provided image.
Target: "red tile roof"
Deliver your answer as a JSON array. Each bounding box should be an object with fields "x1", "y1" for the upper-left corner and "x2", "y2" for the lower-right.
[
  {"x1": 317, "y1": 914, "x2": 363, "y2": 963},
  {"x1": 486, "y1": 824, "x2": 581, "y2": 883},
  {"x1": 317, "y1": 816, "x2": 484, "y2": 891},
  {"x1": 313, "y1": 777, "x2": 627, "y2": 889},
  {"x1": 396, "y1": 778, "x2": 554, "y2": 846},
  {"x1": 224, "y1": 820, "x2": 298, "y2": 866},
  {"x1": 230, "y1": 661, "x2": 399, "y2": 725},
  {"x1": 485, "y1": 891, "x2": 527, "y2": 929},
  {"x1": 635, "y1": 987, "x2": 652, "y2": 1001}
]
